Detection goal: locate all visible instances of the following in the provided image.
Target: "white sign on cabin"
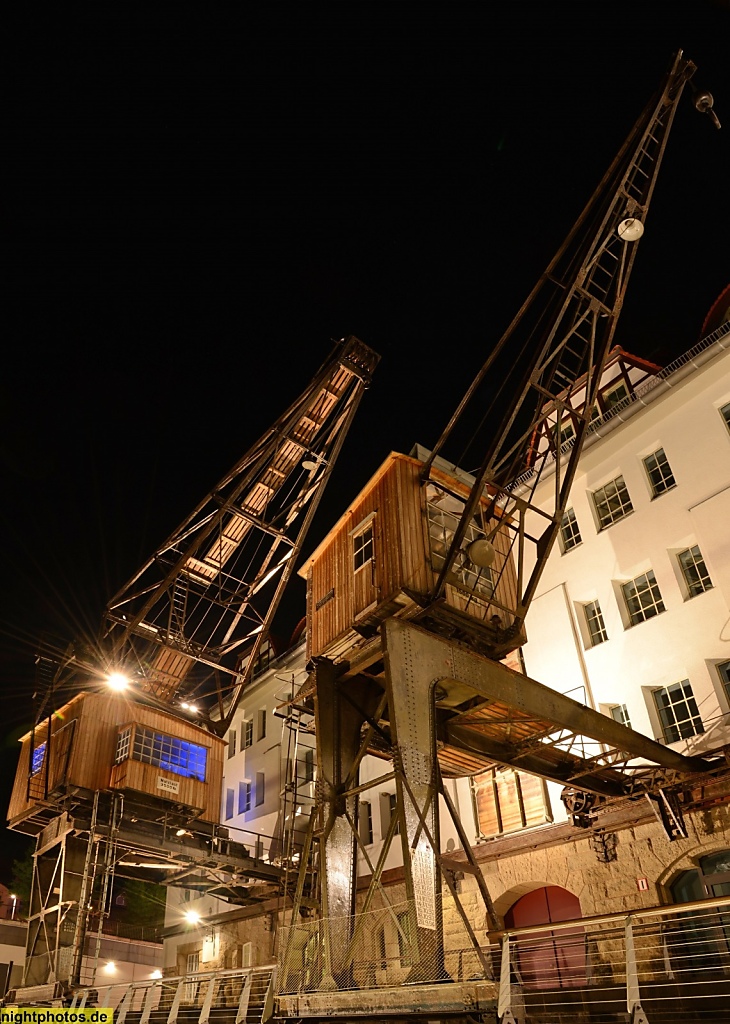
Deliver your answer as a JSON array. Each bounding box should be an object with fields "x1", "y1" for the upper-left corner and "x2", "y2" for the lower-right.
[{"x1": 157, "y1": 776, "x2": 180, "y2": 795}]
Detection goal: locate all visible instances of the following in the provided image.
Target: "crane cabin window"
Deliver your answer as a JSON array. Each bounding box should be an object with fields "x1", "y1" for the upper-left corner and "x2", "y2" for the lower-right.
[
  {"x1": 31, "y1": 740, "x2": 47, "y2": 776},
  {"x1": 115, "y1": 724, "x2": 207, "y2": 782},
  {"x1": 426, "y1": 486, "x2": 494, "y2": 598},
  {"x1": 353, "y1": 520, "x2": 374, "y2": 572}
]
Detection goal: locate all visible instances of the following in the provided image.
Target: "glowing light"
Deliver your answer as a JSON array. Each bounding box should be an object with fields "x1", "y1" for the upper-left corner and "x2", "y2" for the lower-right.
[
  {"x1": 184, "y1": 909, "x2": 201, "y2": 924},
  {"x1": 150, "y1": 970, "x2": 163, "y2": 980},
  {"x1": 180, "y1": 702, "x2": 199, "y2": 714},
  {"x1": 106, "y1": 672, "x2": 130, "y2": 692},
  {"x1": 103, "y1": 962, "x2": 117, "y2": 975}
]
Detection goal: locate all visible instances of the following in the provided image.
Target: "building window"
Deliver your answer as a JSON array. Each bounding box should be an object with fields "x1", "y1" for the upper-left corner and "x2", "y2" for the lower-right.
[
  {"x1": 119, "y1": 726, "x2": 208, "y2": 781},
  {"x1": 603, "y1": 380, "x2": 630, "y2": 412},
  {"x1": 359, "y1": 800, "x2": 373, "y2": 846},
  {"x1": 184, "y1": 951, "x2": 200, "y2": 1003},
  {"x1": 678, "y1": 545, "x2": 713, "y2": 598},
  {"x1": 397, "y1": 911, "x2": 413, "y2": 967},
  {"x1": 551, "y1": 419, "x2": 575, "y2": 451},
  {"x1": 255, "y1": 771, "x2": 265, "y2": 807},
  {"x1": 560, "y1": 508, "x2": 582, "y2": 552},
  {"x1": 720, "y1": 402, "x2": 730, "y2": 432},
  {"x1": 653, "y1": 680, "x2": 704, "y2": 744},
  {"x1": 257, "y1": 709, "x2": 267, "y2": 742},
  {"x1": 301, "y1": 746, "x2": 315, "y2": 784},
  {"x1": 238, "y1": 780, "x2": 252, "y2": 814},
  {"x1": 228, "y1": 730, "x2": 237, "y2": 759},
  {"x1": 643, "y1": 448, "x2": 676, "y2": 497},
  {"x1": 592, "y1": 476, "x2": 633, "y2": 529},
  {"x1": 377, "y1": 925, "x2": 388, "y2": 970},
  {"x1": 610, "y1": 704, "x2": 631, "y2": 728},
  {"x1": 584, "y1": 601, "x2": 608, "y2": 646},
  {"x1": 621, "y1": 570, "x2": 665, "y2": 626},
  {"x1": 380, "y1": 791, "x2": 400, "y2": 836},
  {"x1": 472, "y1": 767, "x2": 551, "y2": 838},
  {"x1": 225, "y1": 787, "x2": 235, "y2": 820},
  {"x1": 353, "y1": 524, "x2": 374, "y2": 571},
  {"x1": 241, "y1": 719, "x2": 253, "y2": 749},
  {"x1": 31, "y1": 740, "x2": 47, "y2": 776},
  {"x1": 717, "y1": 662, "x2": 730, "y2": 704}
]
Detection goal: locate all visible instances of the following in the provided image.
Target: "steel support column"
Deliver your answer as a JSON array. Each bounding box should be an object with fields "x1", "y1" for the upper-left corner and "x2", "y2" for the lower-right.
[
  {"x1": 314, "y1": 659, "x2": 375, "y2": 990},
  {"x1": 383, "y1": 618, "x2": 446, "y2": 981}
]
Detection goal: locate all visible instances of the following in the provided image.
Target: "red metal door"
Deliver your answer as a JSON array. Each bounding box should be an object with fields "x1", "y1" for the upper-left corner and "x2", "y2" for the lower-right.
[{"x1": 504, "y1": 886, "x2": 585, "y2": 989}]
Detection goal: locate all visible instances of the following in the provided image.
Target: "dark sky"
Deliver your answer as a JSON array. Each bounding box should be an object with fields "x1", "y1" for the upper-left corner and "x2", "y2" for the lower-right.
[{"x1": 2, "y1": 4, "x2": 728, "y2": 875}]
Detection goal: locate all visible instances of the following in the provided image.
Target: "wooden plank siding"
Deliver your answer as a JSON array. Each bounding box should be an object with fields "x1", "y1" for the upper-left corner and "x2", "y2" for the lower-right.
[
  {"x1": 8, "y1": 692, "x2": 224, "y2": 827},
  {"x1": 472, "y1": 767, "x2": 551, "y2": 838},
  {"x1": 302, "y1": 452, "x2": 522, "y2": 661}
]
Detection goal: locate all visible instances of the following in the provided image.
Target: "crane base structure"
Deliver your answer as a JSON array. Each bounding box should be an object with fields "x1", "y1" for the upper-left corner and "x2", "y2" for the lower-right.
[{"x1": 277, "y1": 619, "x2": 715, "y2": 1013}]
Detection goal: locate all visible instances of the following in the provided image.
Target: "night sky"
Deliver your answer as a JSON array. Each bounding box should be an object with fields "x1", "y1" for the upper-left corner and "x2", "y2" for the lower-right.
[{"x1": 2, "y1": 5, "x2": 728, "y2": 876}]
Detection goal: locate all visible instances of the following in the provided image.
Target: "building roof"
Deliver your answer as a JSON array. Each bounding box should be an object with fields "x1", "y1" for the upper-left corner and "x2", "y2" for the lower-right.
[{"x1": 701, "y1": 282, "x2": 730, "y2": 336}]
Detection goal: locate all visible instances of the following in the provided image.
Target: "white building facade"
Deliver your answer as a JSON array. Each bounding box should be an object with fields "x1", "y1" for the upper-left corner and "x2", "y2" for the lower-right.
[{"x1": 521, "y1": 292, "x2": 730, "y2": 830}]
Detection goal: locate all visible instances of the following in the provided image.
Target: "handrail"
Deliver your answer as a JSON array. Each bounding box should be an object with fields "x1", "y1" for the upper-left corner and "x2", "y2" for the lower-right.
[
  {"x1": 508, "y1": 319, "x2": 730, "y2": 491},
  {"x1": 488, "y1": 891, "x2": 730, "y2": 941}
]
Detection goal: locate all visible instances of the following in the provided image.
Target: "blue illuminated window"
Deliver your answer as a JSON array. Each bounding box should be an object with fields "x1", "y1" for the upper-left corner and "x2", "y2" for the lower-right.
[
  {"x1": 129, "y1": 726, "x2": 207, "y2": 782},
  {"x1": 31, "y1": 741, "x2": 47, "y2": 775}
]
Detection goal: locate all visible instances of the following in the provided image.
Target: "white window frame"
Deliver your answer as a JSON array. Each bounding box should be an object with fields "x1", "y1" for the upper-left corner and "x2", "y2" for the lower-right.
[
  {"x1": 652, "y1": 680, "x2": 704, "y2": 744},
  {"x1": 643, "y1": 447, "x2": 676, "y2": 498},
  {"x1": 241, "y1": 718, "x2": 253, "y2": 749},
  {"x1": 238, "y1": 780, "x2": 252, "y2": 814},
  {"x1": 352, "y1": 518, "x2": 375, "y2": 573},
  {"x1": 583, "y1": 600, "x2": 608, "y2": 647},
  {"x1": 720, "y1": 401, "x2": 730, "y2": 434},
  {"x1": 677, "y1": 545, "x2": 713, "y2": 598},
  {"x1": 620, "y1": 570, "x2": 665, "y2": 627},
  {"x1": 559, "y1": 508, "x2": 582, "y2": 552},
  {"x1": 602, "y1": 380, "x2": 630, "y2": 412},
  {"x1": 717, "y1": 661, "x2": 730, "y2": 707},
  {"x1": 592, "y1": 475, "x2": 634, "y2": 530},
  {"x1": 610, "y1": 703, "x2": 631, "y2": 728}
]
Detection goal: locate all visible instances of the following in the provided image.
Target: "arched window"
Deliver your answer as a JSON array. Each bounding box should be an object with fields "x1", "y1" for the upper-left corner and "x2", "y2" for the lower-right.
[{"x1": 669, "y1": 849, "x2": 730, "y2": 974}]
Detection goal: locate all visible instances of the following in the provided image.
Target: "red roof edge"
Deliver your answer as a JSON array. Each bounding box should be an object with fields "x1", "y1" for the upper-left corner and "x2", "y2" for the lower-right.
[{"x1": 701, "y1": 283, "x2": 730, "y2": 337}]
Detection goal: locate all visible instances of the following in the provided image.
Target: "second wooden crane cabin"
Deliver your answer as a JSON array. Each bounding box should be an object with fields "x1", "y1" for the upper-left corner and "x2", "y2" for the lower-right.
[{"x1": 300, "y1": 449, "x2": 524, "y2": 672}]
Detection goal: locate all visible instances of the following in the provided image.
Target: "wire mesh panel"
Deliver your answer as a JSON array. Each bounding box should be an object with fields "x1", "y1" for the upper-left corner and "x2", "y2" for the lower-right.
[{"x1": 278, "y1": 893, "x2": 494, "y2": 995}]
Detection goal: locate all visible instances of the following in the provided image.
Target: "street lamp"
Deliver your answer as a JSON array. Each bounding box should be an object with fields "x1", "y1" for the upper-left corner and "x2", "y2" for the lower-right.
[{"x1": 106, "y1": 672, "x2": 130, "y2": 692}]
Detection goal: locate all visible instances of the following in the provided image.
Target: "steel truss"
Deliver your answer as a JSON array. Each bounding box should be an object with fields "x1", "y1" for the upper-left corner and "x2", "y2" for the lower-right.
[
  {"x1": 103, "y1": 336, "x2": 379, "y2": 734},
  {"x1": 280, "y1": 620, "x2": 713, "y2": 1000},
  {"x1": 422, "y1": 51, "x2": 701, "y2": 656}
]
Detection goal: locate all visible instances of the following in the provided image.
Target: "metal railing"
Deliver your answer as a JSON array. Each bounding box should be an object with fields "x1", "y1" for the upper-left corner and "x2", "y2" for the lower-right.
[
  {"x1": 496, "y1": 894, "x2": 730, "y2": 1023},
  {"x1": 39, "y1": 894, "x2": 730, "y2": 1021},
  {"x1": 509, "y1": 319, "x2": 730, "y2": 492},
  {"x1": 68, "y1": 964, "x2": 276, "y2": 1024}
]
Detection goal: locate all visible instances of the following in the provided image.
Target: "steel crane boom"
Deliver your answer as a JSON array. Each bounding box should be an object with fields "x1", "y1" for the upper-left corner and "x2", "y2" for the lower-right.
[
  {"x1": 422, "y1": 50, "x2": 710, "y2": 651},
  {"x1": 103, "y1": 335, "x2": 379, "y2": 735}
]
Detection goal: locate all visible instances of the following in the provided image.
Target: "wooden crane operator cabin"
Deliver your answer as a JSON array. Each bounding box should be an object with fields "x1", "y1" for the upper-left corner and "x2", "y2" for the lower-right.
[
  {"x1": 8, "y1": 691, "x2": 224, "y2": 833},
  {"x1": 301, "y1": 450, "x2": 522, "y2": 665}
]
